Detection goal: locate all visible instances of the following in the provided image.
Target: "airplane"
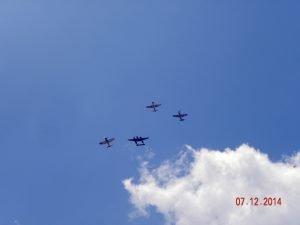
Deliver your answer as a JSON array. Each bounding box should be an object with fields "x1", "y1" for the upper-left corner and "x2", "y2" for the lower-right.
[
  {"x1": 173, "y1": 110, "x2": 188, "y2": 121},
  {"x1": 99, "y1": 137, "x2": 115, "y2": 148},
  {"x1": 128, "y1": 136, "x2": 149, "y2": 146},
  {"x1": 146, "y1": 101, "x2": 161, "y2": 112}
]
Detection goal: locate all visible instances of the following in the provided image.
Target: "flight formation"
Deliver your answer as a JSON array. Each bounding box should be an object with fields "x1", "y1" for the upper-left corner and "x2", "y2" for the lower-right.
[{"x1": 99, "y1": 101, "x2": 188, "y2": 148}]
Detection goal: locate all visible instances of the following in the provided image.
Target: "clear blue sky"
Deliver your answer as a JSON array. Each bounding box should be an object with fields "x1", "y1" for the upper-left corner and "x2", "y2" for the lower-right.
[{"x1": 1, "y1": 0, "x2": 300, "y2": 224}]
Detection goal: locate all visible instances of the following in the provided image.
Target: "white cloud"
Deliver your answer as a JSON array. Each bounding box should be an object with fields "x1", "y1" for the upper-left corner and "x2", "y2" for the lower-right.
[{"x1": 123, "y1": 144, "x2": 300, "y2": 225}]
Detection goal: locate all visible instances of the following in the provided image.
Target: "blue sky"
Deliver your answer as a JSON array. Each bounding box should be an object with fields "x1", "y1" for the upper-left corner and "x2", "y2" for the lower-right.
[{"x1": 1, "y1": 0, "x2": 300, "y2": 224}]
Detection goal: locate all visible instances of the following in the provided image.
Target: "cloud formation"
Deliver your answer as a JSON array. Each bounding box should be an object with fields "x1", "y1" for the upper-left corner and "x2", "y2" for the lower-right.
[{"x1": 123, "y1": 144, "x2": 300, "y2": 225}]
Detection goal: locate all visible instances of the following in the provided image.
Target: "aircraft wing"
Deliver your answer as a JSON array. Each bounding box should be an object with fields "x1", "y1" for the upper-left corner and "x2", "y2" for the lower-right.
[
  {"x1": 99, "y1": 140, "x2": 106, "y2": 145},
  {"x1": 146, "y1": 105, "x2": 153, "y2": 108},
  {"x1": 108, "y1": 138, "x2": 115, "y2": 142}
]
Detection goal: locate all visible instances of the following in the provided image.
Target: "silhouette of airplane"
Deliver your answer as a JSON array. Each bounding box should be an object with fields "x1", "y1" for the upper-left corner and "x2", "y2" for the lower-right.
[
  {"x1": 173, "y1": 111, "x2": 188, "y2": 121},
  {"x1": 146, "y1": 101, "x2": 161, "y2": 112},
  {"x1": 99, "y1": 137, "x2": 115, "y2": 148},
  {"x1": 128, "y1": 136, "x2": 149, "y2": 146}
]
